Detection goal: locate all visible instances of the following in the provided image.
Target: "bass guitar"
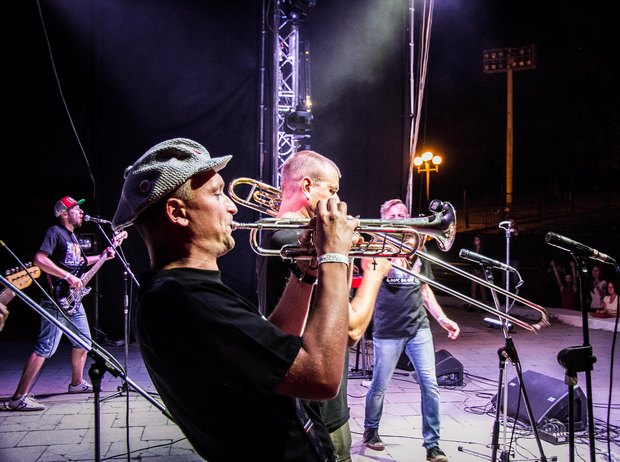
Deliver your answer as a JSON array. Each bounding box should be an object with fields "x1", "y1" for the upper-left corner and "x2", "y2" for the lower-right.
[
  {"x1": 54, "y1": 231, "x2": 127, "y2": 316},
  {"x1": 0, "y1": 263, "x2": 42, "y2": 305}
]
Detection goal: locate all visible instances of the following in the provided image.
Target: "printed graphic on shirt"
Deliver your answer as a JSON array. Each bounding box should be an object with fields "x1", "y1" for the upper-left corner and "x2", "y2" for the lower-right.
[
  {"x1": 65, "y1": 241, "x2": 82, "y2": 267},
  {"x1": 386, "y1": 265, "x2": 419, "y2": 287}
]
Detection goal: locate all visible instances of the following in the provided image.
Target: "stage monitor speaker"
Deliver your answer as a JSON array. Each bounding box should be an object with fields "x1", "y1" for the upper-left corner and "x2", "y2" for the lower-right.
[
  {"x1": 396, "y1": 349, "x2": 464, "y2": 386},
  {"x1": 493, "y1": 370, "x2": 588, "y2": 431}
]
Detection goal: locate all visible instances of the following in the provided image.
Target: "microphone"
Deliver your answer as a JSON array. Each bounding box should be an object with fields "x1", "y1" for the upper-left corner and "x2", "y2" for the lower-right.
[
  {"x1": 83, "y1": 214, "x2": 111, "y2": 225},
  {"x1": 459, "y1": 249, "x2": 515, "y2": 272},
  {"x1": 545, "y1": 232, "x2": 616, "y2": 264}
]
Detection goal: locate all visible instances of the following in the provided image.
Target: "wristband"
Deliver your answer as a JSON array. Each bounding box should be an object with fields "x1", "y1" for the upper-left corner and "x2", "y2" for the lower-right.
[
  {"x1": 63, "y1": 272, "x2": 71, "y2": 281},
  {"x1": 289, "y1": 262, "x2": 318, "y2": 285},
  {"x1": 436, "y1": 314, "x2": 447, "y2": 323},
  {"x1": 317, "y1": 253, "x2": 350, "y2": 266}
]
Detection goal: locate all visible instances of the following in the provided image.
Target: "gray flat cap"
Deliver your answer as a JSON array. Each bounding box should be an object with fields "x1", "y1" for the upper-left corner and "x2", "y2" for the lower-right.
[{"x1": 112, "y1": 138, "x2": 232, "y2": 230}]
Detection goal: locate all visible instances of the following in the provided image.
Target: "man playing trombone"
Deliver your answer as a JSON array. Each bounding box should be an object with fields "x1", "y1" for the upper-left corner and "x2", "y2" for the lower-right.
[{"x1": 257, "y1": 150, "x2": 391, "y2": 461}]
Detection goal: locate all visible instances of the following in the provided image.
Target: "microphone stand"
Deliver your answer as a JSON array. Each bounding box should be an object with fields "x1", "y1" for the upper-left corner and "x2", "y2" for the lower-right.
[
  {"x1": 466, "y1": 265, "x2": 549, "y2": 462},
  {"x1": 556, "y1": 254, "x2": 598, "y2": 462},
  {"x1": 498, "y1": 220, "x2": 515, "y2": 458},
  {"x1": 93, "y1": 223, "x2": 141, "y2": 403},
  {"x1": 0, "y1": 275, "x2": 172, "y2": 462}
]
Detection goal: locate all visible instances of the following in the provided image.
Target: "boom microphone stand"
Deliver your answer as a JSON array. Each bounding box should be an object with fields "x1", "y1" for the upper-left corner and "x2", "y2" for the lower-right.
[
  {"x1": 545, "y1": 232, "x2": 615, "y2": 462},
  {"x1": 482, "y1": 263, "x2": 549, "y2": 462}
]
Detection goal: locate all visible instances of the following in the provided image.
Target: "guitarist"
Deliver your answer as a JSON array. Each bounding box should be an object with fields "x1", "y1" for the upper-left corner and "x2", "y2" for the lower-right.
[{"x1": 6, "y1": 195, "x2": 115, "y2": 412}]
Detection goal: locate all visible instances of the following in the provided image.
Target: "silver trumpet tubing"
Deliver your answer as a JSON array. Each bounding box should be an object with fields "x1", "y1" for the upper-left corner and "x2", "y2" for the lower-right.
[
  {"x1": 228, "y1": 178, "x2": 456, "y2": 253},
  {"x1": 230, "y1": 199, "x2": 456, "y2": 260},
  {"x1": 231, "y1": 218, "x2": 425, "y2": 260}
]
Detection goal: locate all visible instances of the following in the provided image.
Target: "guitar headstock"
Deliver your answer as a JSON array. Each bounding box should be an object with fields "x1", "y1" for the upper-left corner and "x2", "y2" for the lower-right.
[
  {"x1": 3, "y1": 264, "x2": 41, "y2": 291},
  {"x1": 112, "y1": 230, "x2": 128, "y2": 248}
]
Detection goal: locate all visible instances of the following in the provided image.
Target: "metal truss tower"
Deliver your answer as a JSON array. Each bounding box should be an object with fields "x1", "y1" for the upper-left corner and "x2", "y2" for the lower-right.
[{"x1": 270, "y1": 0, "x2": 314, "y2": 189}]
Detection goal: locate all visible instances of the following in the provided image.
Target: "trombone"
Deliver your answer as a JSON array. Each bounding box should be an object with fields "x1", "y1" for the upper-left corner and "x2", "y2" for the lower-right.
[{"x1": 228, "y1": 177, "x2": 549, "y2": 333}]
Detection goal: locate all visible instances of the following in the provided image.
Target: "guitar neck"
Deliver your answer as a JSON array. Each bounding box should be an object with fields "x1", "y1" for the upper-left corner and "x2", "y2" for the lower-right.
[
  {"x1": 80, "y1": 257, "x2": 107, "y2": 287},
  {"x1": 78, "y1": 231, "x2": 126, "y2": 287},
  {"x1": 0, "y1": 287, "x2": 15, "y2": 306}
]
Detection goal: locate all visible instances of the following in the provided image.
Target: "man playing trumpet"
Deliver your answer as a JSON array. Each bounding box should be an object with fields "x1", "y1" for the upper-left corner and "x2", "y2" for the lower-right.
[{"x1": 112, "y1": 138, "x2": 360, "y2": 462}]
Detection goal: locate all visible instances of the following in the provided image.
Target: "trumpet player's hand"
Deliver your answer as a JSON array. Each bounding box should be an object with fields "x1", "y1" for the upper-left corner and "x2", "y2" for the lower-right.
[{"x1": 313, "y1": 198, "x2": 358, "y2": 257}]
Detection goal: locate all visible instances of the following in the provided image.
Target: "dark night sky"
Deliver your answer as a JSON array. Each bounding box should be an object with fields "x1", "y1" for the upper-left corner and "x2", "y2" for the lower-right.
[
  {"x1": 421, "y1": 1, "x2": 620, "y2": 203},
  {"x1": 290, "y1": 1, "x2": 620, "y2": 217}
]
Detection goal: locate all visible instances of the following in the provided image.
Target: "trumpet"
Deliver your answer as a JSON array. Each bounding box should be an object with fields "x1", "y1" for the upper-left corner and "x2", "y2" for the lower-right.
[
  {"x1": 231, "y1": 198, "x2": 456, "y2": 259},
  {"x1": 229, "y1": 176, "x2": 456, "y2": 255},
  {"x1": 228, "y1": 177, "x2": 549, "y2": 333}
]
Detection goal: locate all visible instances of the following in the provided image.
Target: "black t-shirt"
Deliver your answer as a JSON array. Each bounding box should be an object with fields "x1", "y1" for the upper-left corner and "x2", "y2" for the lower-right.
[
  {"x1": 39, "y1": 224, "x2": 86, "y2": 293},
  {"x1": 257, "y1": 230, "x2": 350, "y2": 433},
  {"x1": 372, "y1": 256, "x2": 432, "y2": 339},
  {"x1": 136, "y1": 267, "x2": 333, "y2": 461}
]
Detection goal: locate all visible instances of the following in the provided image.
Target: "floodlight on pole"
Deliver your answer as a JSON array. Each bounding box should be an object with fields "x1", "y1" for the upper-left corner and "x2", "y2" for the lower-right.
[{"x1": 483, "y1": 44, "x2": 536, "y2": 212}]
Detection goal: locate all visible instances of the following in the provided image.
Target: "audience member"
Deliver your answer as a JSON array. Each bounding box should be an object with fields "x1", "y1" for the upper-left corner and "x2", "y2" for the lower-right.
[
  {"x1": 592, "y1": 279, "x2": 617, "y2": 318},
  {"x1": 550, "y1": 259, "x2": 578, "y2": 310},
  {"x1": 588, "y1": 265, "x2": 607, "y2": 313}
]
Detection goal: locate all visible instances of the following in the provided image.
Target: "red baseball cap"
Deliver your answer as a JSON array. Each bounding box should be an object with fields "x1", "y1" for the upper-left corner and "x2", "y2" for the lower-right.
[{"x1": 54, "y1": 196, "x2": 85, "y2": 217}]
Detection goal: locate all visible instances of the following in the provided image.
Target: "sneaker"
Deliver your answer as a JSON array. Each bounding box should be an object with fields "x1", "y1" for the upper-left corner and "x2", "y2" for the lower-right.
[
  {"x1": 7, "y1": 394, "x2": 45, "y2": 411},
  {"x1": 363, "y1": 428, "x2": 385, "y2": 451},
  {"x1": 68, "y1": 380, "x2": 93, "y2": 393},
  {"x1": 426, "y1": 446, "x2": 449, "y2": 462}
]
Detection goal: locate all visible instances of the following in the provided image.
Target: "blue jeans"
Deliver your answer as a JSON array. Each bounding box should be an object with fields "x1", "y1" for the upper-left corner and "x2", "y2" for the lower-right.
[
  {"x1": 364, "y1": 327, "x2": 441, "y2": 449},
  {"x1": 33, "y1": 300, "x2": 92, "y2": 357}
]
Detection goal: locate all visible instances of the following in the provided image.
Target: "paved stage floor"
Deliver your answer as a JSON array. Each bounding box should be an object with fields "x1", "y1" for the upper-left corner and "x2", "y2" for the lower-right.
[{"x1": 1, "y1": 297, "x2": 618, "y2": 462}]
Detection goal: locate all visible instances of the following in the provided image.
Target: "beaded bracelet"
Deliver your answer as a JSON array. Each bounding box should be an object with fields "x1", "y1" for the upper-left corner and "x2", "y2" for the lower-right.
[{"x1": 317, "y1": 253, "x2": 350, "y2": 266}]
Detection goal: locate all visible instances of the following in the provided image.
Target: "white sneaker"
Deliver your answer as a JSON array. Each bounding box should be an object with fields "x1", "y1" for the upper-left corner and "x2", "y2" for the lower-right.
[
  {"x1": 68, "y1": 380, "x2": 93, "y2": 393},
  {"x1": 8, "y1": 394, "x2": 45, "y2": 411}
]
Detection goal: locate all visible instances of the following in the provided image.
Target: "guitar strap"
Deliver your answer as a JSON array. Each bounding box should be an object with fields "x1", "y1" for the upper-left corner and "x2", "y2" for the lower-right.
[{"x1": 294, "y1": 398, "x2": 332, "y2": 462}]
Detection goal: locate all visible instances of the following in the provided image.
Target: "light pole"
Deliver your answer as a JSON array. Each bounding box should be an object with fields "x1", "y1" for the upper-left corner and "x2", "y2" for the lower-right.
[
  {"x1": 413, "y1": 151, "x2": 442, "y2": 203},
  {"x1": 483, "y1": 44, "x2": 535, "y2": 212}
]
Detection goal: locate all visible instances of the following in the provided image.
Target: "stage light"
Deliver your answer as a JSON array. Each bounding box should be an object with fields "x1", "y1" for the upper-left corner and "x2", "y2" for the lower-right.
[
  {"x1": 281, "y1": 0, "x2": 316, "y2": 22},
  {"x1": 285, "y1": 107, "x2": 313, "y2": 134}
]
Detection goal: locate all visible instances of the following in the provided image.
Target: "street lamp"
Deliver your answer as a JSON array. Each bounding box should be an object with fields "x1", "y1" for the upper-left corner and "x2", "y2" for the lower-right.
[
  {"x1": 413, "y1": 151, "x2": 442, "y2": 203},
  {"x1": 483, "y1": 44, "x2": 536, "y2": 212}
]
